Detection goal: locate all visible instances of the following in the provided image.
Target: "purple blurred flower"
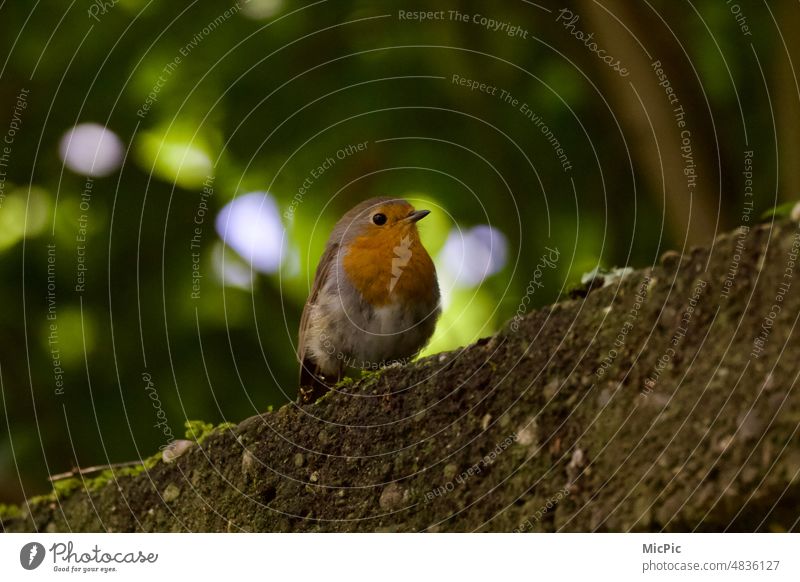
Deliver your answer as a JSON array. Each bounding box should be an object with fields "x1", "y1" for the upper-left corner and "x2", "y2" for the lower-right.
[
  {"x1": 439, "y1": 225, "x2": 508, "y2": 288},
  {"x1": 215, "y1": 192, "x2": 286, "y2": 273}
]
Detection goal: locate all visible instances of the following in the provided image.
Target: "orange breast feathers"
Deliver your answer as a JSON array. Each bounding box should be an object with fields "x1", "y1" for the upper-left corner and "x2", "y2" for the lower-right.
[{"x1": 342, "y1": 227, "x2": 436, "y2": 307}]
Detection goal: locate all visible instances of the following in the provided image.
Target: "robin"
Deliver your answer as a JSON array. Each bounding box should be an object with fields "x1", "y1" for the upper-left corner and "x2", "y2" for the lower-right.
[{"x1": 297, "y1": 197, "x2": 441, "y2": 403}]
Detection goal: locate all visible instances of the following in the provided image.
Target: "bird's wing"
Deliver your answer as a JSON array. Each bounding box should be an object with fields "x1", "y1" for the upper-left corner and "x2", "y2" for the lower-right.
[{"x1": 297, "y1": 241, "x2": 339, "y2": 366}]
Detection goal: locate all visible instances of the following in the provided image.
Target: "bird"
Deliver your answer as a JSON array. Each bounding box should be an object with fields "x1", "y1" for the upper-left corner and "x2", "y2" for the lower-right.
[{"x1": 297, "y1": 197, "x2": 441, "y2": 404}]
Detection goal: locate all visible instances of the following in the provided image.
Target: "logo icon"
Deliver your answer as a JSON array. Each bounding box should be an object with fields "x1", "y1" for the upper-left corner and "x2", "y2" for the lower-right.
[{"x1": 20, "y1": 542, "x2": 46, "y2": 570}]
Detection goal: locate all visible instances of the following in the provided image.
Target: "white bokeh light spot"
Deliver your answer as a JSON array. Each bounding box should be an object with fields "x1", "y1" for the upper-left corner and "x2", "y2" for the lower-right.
[
  {"x1": 215, "y1": 192, "x2": 286, "y2": 274},
  {"x1": 240, "y1": 0, "x2": 283, "y2": 20},
  {"x1": 58, "y1": 123, "x2": 124, "y2": 177}
]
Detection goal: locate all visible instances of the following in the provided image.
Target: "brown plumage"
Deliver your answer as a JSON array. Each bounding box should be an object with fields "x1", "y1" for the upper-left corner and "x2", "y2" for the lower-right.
[{"x1": 297, "y1": 197, "x2": 441, "y2": 404}]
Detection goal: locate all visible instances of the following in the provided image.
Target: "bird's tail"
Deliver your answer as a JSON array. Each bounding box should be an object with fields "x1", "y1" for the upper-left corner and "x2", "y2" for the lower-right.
[{"x1": 298, "y1": 359, "x2": 338, "y2": 404}]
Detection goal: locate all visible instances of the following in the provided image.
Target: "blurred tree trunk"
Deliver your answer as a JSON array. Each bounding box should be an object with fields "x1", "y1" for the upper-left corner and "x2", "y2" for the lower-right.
[
  {"x1": 774, "y1": 0, "x2": 800, "y2": 201},
  {"x1": 581, "y1": 0, "x2": 719, "y2": 248}
]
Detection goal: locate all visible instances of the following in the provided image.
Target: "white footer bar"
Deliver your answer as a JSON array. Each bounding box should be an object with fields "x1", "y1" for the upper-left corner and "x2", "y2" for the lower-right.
[{"x1": 1, "y1": 533, "x2": 797, "y2": 581}]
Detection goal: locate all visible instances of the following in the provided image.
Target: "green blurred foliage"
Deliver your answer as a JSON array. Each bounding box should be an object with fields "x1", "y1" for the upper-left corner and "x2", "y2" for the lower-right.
[{"x1": 0, "y1": 0, "x2": 795, "y2": 501}]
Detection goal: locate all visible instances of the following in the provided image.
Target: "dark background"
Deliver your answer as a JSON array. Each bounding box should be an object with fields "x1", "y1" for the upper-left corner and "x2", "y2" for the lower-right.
[{"x1": 1, "y1": 0, "x2": 797, "y2": 502}]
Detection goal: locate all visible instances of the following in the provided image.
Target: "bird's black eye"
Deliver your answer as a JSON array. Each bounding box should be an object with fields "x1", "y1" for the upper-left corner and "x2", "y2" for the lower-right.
[{"x1": 372, "y1": 213, "x2": 387, "y2": 226}]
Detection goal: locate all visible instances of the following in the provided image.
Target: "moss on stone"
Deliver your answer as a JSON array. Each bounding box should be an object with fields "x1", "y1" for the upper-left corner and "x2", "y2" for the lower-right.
[
  {"x1": 0, "y1": 502, "x2": 23, "y2": 521},
  {"x1": 184, "y1": 419, "x2": 237, "y2": 444},
  {"x1": 52, "y1": 477, "x2": 82, "y2": 499}
]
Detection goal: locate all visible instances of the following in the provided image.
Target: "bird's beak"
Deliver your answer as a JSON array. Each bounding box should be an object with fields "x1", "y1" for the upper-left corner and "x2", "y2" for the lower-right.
[{"x1": 406, "y1": 209, "x2": 431, "y2": 223}]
